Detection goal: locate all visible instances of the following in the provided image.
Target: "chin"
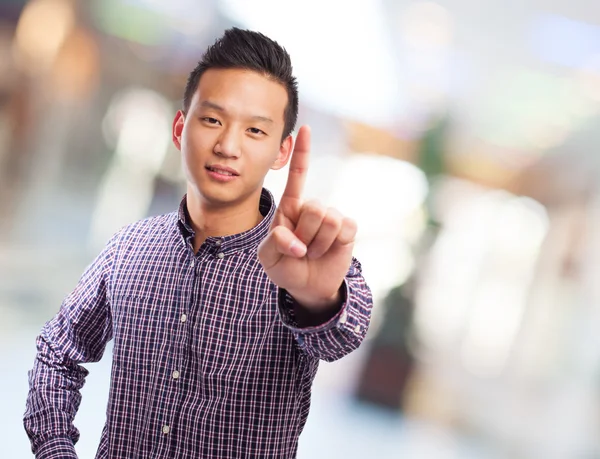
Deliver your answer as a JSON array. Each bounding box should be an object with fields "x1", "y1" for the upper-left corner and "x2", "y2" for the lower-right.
[{"x1": 193, "y1": 182, "x2": 243, "y2": 207}]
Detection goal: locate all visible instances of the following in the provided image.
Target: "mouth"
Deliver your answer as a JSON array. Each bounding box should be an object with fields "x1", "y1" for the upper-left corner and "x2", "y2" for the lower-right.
[{"x1": 205, "y1": 165, "x2": 239, "y2": 177}]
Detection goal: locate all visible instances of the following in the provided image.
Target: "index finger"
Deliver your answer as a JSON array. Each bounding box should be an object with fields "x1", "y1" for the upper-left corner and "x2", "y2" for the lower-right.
[{"x1": 282, "y1": 125, "x2": 311, "y2": 201}]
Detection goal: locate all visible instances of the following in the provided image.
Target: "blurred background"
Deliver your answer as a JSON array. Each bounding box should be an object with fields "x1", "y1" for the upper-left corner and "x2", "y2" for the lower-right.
[{"x1": 1, "y1": 0, "x2": 600, "y2": 457}]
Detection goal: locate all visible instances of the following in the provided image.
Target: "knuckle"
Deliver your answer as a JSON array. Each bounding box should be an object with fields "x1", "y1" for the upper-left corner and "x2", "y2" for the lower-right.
[
  {"x1": 289, "y1": 165, "x2": 307, "y2": 175},
  {"x1": 323, "y1": 208, "x2": 343, "y2": 228},
  {"x1": 322, "y1": 216, "x2": 340, "y2": 231},
  {"x1": 303, "y1": 201, "x2": 325, "y2": 219},
  {"x1": 327, "y1": 207, "x2": 342, "y2": 217},
  {"x1": 343, "y1": 217, "x2": 357, "y2": 230},
  {"x1": 272, "y1": 225, "x2": 288, "y2": 240}
]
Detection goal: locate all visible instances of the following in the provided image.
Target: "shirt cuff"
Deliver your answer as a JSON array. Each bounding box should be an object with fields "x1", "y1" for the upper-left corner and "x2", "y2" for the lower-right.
[
  {"x1": 34, "y1": 436, "x2": 78, "y2": 459},
  {"x1": 277, "y1": 281, "x2": 349, "y2": 333}
]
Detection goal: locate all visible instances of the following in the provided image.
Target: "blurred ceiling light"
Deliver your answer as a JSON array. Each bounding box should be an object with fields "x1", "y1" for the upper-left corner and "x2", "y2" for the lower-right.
[
  {"x1": 415, "y1": 189, "x2": 498, "y2": 349},
  {"x1": 415, "y1": 184, "x2": 548, "y2": 365},
  {"x1": 460, "y1": 281, "x2": 527, "y2": 378},
  {"x1": 328, "y1": 154, "x2": 429, "y2": 236},
  {"x1": 110, "y1": 88, "x2": 172, "y2": 172},
  {"x1": 218, "y1": 0, "x2": 402, "y2": 127},
  {"x1": 485, "y1": 194, "x2": 549, "y2": 266},
  {"x1": 461, "y1": 196, "x2": 548, "y2": 378},
  {"x1": 13, "y1": 0, "x2": 75, "y2": 71},
  {"x1": 91, "y1": 88, "x2": 173, "y2": 249},
  {"x1": 401, "y1": 1, "x2": 453, "y2": 50}
]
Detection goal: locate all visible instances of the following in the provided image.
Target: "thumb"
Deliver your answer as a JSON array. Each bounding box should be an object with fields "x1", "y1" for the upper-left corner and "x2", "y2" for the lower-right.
[{"x1": 258, "y1": 226, "x2": 307, "y2": 268}]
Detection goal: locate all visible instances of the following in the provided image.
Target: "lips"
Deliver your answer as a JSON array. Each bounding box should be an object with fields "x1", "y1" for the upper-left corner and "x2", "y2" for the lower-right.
[{"x1": 205, "y1": 165, "x2": 239, "y2": 176}]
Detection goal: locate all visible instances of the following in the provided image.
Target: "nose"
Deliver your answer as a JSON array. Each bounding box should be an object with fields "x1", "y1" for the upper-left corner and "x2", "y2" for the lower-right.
[{"x1": 214, "y1": 127, "x2": 241, "y2": 159}]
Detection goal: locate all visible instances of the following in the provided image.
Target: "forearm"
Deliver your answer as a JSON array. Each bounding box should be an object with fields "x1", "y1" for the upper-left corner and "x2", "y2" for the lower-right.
[
  {"x1": 24, "y1": 334, "x2": 88, "y2": 458},
  {"x1": 24, "y1": 231, "x2": 116, "y2": 457}
]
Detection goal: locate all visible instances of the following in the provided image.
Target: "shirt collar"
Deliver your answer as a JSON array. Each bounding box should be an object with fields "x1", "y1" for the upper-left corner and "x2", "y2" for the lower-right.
[{"x1": 177, "y1": 188, "x2": 276, "y2": 255}]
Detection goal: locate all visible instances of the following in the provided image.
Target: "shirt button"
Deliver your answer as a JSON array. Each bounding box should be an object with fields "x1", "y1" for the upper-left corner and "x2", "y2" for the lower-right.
[
  {"x1": 354, "y1": 324, "x2": 362, "y2": 334},
  {"x1": 180, "y1": 314, "x2": 187, "y2": 323},
  {"x1": 172, "y1": 370, "x2": 180, "y2": 380},
  {"x1": 162, "y1": 425, "x2": 170, "y2": 435},
  {"x1": 216, "y1": 252, "x2": 225, "y2": 259},
  {"x1": 190, "y1": 259, "x2": 195, "y2": 268},
  {"x1": 339, "y1": 310, "x2": 348, "y2": 325},
  {"x1": 215, "y1": 239, "x2": 222, "y2": 247}
]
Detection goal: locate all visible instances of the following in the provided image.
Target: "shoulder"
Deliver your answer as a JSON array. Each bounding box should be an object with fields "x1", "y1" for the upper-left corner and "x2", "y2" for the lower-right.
[{"x1": 112, "y1": 212, "x2": 179, "y2": 248}]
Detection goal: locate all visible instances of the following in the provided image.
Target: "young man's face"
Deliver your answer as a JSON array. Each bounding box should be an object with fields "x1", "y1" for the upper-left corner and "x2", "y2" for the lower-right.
[{"x1": 173, "y1": 68, "x2": 293, "y2": 209}]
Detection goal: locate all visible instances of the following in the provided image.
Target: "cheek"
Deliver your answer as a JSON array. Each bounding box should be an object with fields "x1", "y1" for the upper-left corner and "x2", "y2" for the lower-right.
[
  {"x1": 245, "y1": 141, "x2": 281, "y2": 171},
  {"x1": 182, "y1": 126, "x2": 212, "y2": 160},
  {"x1": 247, "y1": 156, "x2": 277, "y2": 182}
]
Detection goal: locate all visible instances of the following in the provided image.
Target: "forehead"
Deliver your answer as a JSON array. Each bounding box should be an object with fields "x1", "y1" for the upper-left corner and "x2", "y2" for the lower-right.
[{"x1": 192, "y1": 68, "x2": 288, "y2": 123}]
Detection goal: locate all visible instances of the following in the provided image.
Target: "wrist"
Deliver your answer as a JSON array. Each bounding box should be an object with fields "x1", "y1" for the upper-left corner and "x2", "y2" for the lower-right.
[
  {"x1": 288, "y1": 284, "x2": 344, "y2": 312},
  {"x1": 34, "y1": 436, "x2": 78, "y2": 459}
]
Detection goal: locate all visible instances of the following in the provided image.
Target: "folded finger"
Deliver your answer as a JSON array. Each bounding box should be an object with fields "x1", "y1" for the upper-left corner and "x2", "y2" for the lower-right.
[
  {"x1": 294, "y1": 200, "x2": 326, "y2": 247},
  {"x1": 258, "y1": 225, "x2": 307, "y2": 269},
  {"x1": 306, "y1": 208, "x2": 343, "y2": 259}
]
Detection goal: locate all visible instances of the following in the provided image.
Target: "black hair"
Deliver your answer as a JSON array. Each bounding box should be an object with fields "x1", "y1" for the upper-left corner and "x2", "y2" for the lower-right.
[{"x1": 183, "y1": 27, "x2": 298, "y2": 140}]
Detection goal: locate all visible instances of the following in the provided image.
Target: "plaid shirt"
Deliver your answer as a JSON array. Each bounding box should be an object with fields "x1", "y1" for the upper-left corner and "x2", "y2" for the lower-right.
[{"x1": 24, "y1": 189, "x2": 373, "y2": 458}]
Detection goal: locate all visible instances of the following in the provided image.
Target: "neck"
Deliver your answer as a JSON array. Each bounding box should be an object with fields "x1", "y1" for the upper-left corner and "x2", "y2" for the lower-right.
[{"x1": 186, "y1": 188, "x2": 264, "y2": 253}]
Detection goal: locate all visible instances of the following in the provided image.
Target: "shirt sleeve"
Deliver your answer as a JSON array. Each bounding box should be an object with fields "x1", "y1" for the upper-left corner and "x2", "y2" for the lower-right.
[
  {"x1": 23, "y1": 235, "x2": 117, "y2": 458},
  {"x1": 277, "y1": 257, "x2": 373, "y2": 362}
]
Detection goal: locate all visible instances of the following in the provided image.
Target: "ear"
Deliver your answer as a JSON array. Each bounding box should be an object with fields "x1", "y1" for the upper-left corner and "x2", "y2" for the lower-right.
[
  {"x1": 172, "y1": 110, "x2": 185, "y2": 151},
  {"x1": 270, "y1": 134, "x2": 294, "y2": 171}
]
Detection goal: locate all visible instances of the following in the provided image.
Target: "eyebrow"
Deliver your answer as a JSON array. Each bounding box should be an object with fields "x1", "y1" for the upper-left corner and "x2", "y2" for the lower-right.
[{"x1": 199, "y1": 100, "x2": 274, "y2": 124}]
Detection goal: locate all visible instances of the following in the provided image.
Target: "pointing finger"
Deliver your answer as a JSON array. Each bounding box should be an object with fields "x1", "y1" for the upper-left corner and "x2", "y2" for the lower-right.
[{"x1": 281, "y1": 125, "x2": 311, "y2": 202}]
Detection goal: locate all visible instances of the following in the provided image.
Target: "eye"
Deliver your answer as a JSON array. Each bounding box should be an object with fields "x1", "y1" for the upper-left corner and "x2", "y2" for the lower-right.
[
  {"x1": 202, "y1": 117, "x2": 221, "y2": 125},
  {"x1": 247, "y1": 127, "x2": 266, "y2": 135}
]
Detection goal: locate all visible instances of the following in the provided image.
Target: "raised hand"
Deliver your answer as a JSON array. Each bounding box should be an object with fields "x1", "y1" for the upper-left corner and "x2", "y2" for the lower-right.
[{"x1": 258, "y1": 126, "x2": 357, "y2": 310}]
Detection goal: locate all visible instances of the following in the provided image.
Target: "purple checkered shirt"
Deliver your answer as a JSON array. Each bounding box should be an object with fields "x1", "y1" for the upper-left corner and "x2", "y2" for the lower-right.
[{"x1": 24, "y1": 189, "x2": 373, "y2": 458}]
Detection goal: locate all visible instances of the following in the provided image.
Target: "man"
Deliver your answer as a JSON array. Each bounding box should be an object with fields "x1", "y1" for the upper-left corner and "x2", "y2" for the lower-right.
[{"x1": 24, "y1": 28, "x2": 373, "y2": 458}]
